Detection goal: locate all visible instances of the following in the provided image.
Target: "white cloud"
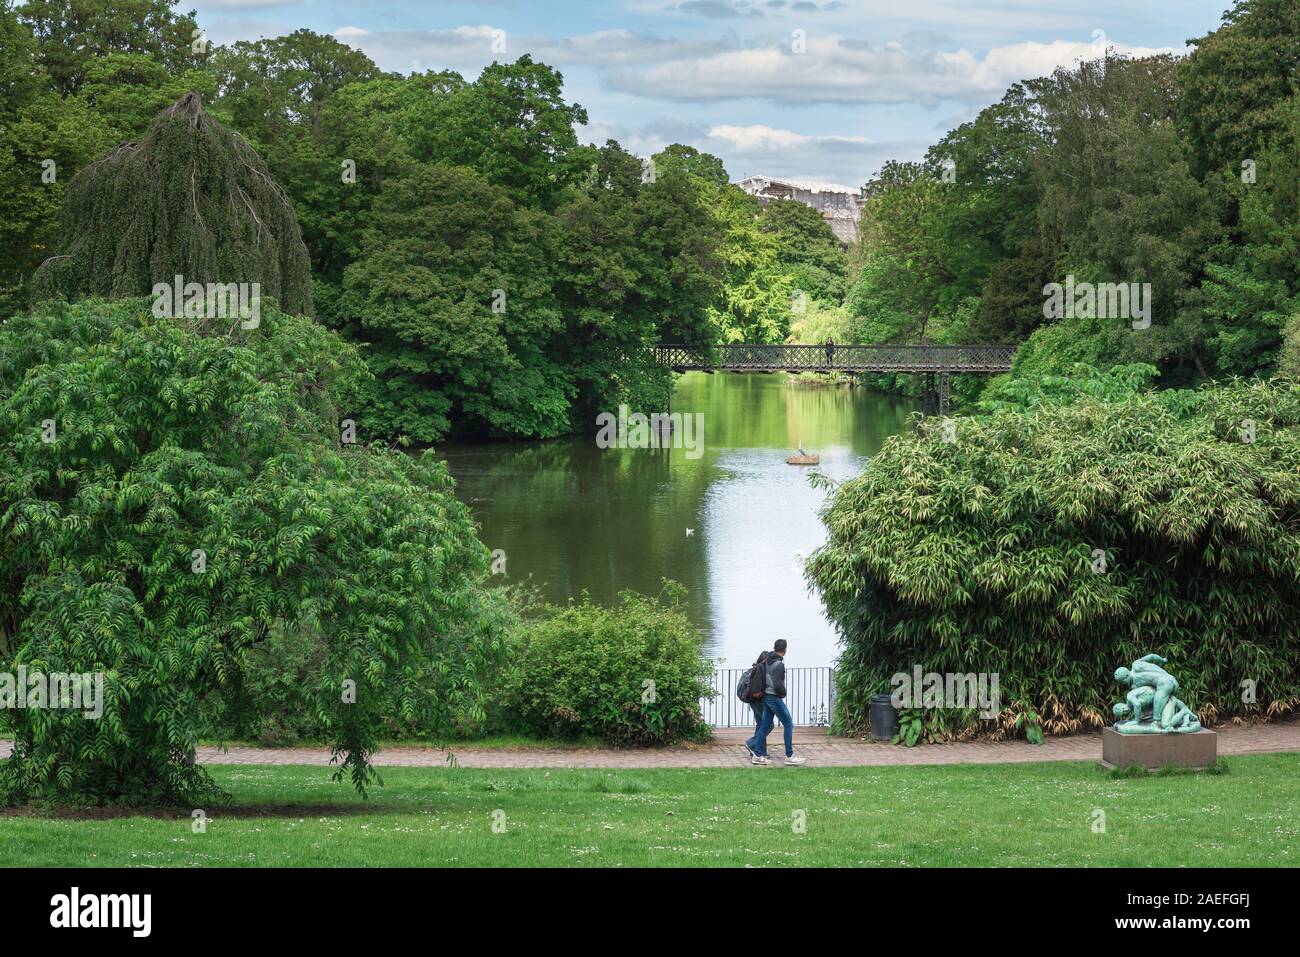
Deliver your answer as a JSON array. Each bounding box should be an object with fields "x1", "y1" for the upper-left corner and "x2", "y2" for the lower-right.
[
  {"x1": 709, "y1": 124, "x2": 869, "y2": 152},
  {"x1": 582, "y1": 118, "x2": 709, "y2": 156},
  {"x1": 331, "y1": 25, "x2": 728, "y2": 74},
  {"x1": 580, "y1": 118, "x2": 907, "y2": 186},
  {"x1": 607, "y1": 35, "x2": 1181, "y2": 104},
  {"x1": 193, "y1": 0, "x2": 303, "y2": 9},
  {"x1": 326, "y1": 20, "x2": 1176, "y2": 109}
]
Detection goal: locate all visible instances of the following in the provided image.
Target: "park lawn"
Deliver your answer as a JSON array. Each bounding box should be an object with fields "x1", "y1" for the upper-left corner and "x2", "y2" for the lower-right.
[{"x1": 1, "y1": 754, "x2": 1296, "y2": 867}]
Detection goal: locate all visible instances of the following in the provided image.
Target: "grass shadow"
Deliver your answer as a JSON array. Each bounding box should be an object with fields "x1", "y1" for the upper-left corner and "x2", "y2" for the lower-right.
[{"x1": 0, "y1": 803, "x2": 406, "y2": 821}]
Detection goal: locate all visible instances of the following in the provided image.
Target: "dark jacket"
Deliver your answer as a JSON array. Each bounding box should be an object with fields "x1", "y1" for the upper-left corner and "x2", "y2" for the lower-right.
[{"x1": 764, "y1": 654, "x2": 787, "y2": 698}]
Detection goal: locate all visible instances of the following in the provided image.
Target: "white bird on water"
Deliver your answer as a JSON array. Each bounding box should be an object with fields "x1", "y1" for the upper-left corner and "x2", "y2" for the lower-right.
[{"x1": 686, "y1": 528, "x2": 694, "y2": 537}]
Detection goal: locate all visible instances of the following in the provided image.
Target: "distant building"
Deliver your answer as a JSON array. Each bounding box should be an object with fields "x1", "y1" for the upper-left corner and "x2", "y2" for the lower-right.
[{"x1": 734, "y1": 175, "x2": 866, "y2": 245}]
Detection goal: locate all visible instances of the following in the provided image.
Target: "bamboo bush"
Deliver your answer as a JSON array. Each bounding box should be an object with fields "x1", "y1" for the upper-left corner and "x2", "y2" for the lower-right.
[{"x1": 807, "y1": 378, "x2": 1300, "y2": 739}]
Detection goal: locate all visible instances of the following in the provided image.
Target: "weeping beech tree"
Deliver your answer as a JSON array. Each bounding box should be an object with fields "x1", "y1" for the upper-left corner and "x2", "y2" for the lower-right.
[
  {"x1": 31, "y1": 91, "x2": 312, "y2": 316},
  {"x1": 807, "y1": 378, "x2": 1300, "y2": 740}
]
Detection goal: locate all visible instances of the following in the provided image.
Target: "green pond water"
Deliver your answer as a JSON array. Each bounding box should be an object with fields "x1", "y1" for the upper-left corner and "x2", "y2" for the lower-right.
[{"x1": 440, "y1": 373, "x2": 919, "y2": 669}]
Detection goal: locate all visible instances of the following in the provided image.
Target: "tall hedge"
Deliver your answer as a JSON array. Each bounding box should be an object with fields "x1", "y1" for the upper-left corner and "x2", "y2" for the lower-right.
[
  {"x1": 807, "y1": 379, "x2": 1300, "y2": 739},
  {"x1": 30, "y1": 91, "x2": 312, "y2": 316}
]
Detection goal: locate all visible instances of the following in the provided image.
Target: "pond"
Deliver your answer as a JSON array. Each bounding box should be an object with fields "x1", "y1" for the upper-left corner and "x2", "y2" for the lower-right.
[{"x1": 440, "y1": 373, "x2": 919, "y2": 669}]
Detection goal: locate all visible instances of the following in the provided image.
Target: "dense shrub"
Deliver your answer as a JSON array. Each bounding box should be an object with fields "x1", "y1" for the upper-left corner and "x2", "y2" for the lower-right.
[
  {"x1": 807, "y1": 378, "x2": 1300, "y2": 740},
  {"x1": 978, "y1": 363, "x2": 1160, "y2": 412},
  {"x1": 502, "y1": 586, "x2": 713, "y2": 745},
  {"x1": 0, "y1": 298, "x2": 503, "y2": 803}
]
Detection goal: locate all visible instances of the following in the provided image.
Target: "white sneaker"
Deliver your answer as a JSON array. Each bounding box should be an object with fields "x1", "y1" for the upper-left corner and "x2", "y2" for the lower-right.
[
  {"x1": 784, "y1": 754, "x2": 807, "y2": 766},
  {"x1": 751, "y1": 755, "x2": 771, "y2": 766}
]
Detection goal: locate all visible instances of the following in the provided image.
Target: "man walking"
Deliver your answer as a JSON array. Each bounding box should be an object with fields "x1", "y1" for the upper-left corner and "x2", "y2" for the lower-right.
[{"x1": 751, "y1": 639, "x2": 806, "y2": 766}]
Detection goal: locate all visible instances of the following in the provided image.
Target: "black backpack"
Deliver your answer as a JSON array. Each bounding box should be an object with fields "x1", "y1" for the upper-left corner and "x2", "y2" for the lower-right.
[{"x1": 736, "y1": 656, "x2": 767, "y2": 702}]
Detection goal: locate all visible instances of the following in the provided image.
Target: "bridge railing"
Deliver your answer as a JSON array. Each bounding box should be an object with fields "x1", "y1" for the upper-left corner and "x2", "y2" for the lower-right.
[{"x1": 652, "y1": 343, "x2": 1014, "y2": 374}]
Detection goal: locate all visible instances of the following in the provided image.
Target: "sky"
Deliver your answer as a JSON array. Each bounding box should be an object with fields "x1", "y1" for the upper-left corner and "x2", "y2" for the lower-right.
[{"x1": 191, "y1": 0, "x2": 1232, "y2": 188}]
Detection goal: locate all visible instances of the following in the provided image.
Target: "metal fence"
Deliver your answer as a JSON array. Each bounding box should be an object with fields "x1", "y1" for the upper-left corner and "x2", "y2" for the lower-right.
[{"x1": 702, "y1": 667, "x2": 835, "y2": 728}]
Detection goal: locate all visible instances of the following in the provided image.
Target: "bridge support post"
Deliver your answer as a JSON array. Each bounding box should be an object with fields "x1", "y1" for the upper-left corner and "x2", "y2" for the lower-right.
[{"x1": 921, "y1": 373, "x2": 951, "y2": 417}]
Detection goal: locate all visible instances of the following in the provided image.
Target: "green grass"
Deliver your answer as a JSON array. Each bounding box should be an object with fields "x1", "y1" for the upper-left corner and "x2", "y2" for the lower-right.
[{"x1": 2, "y1": 754, "x2": 1297, "y2": 867}]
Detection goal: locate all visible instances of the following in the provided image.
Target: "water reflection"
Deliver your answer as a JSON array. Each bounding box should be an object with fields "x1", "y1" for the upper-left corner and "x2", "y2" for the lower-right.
[{"x1": 440, "y1": 373, "x2": 919, "y2": 668}]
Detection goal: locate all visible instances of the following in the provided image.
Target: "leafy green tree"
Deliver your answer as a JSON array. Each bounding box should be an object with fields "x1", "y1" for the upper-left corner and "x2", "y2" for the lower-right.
[
  {"x1": 706, "y1": 186, "x2": 793, "y2": 343},
  {"x1": 759, "y1": 198, "x2": 848, "y2": 304},
  {"x1": 553, "y1": 141, "x2": 720, "y2": 421},
  {"x1": 1042, "y1": 57, "x2": 1222, "y2": 356},
  {"x1": 207, "y1": 29, "x2": 384, "y2": 142},
  {"x1": 0, "y1": 8, "x2": 116, "y2": 316},
  {"x1": 965, "y1": 234, "x2": 1056, "y2": 344},
  {"x1": 788, "y1": 298, "x2": 854, "y2": 346},
  {"x1": 851, "y1": 161, "x2": 957, "y2": 342},
  {"x1": 336, "y1": 163, "x2": 568, "y2": 442},
  {"x1": 0, "y1": 299, "x2": 503, "y2": 804},
  {"x1": 846, "y1": 254, "x2": 920, "y2": 343},
  {"x1": 0, "y1": 1, "x2": 42, "y2": 108},
  {"x1": 297, "y1": 72, "x2": 441, "y2": 282},
  {"x1": 844, "y1": 89, "x2": 1047, "y2": 349},
  {"x1": 928, "y1": 83, "x2": 1044, "y2": 263},
  {"x1": 1178, "y1": 0, "x2": 1300, "y2": 176},
  {"x1": 75, "y1": 51, "x2": 216, "y2": 139},
  {"x1": 925, "y1": 83, "x2": 1049, "y2": 344},
  {"x1": 653, "y1": 143, "x2": 729, "y2": 187},
  {"x1": 1200, "y1": 100, "x2": 1300, "y2": 377},
  {"x1": 808, "y1": 378, "x2": 1300, "y2": 739},
  {"x1": 405, "y1": 55, "x2": 591, "y2": 209},
  {"x1": 17, "y1": 0, "x2": 202, "y2": 96},
  {"x1": 205, "y1": 31, "x2": 387, "y2": 285}
]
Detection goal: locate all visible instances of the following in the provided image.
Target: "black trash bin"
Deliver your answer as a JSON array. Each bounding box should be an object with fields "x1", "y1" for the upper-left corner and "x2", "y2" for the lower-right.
[{"x1": 869, "y1": 693, "x2": 898, "y2": 741}]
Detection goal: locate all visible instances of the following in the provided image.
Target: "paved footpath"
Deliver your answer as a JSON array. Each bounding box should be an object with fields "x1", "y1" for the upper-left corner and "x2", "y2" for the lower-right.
[{"x1": 7, "y1": 720, "x2": 1295, "y2": 769}]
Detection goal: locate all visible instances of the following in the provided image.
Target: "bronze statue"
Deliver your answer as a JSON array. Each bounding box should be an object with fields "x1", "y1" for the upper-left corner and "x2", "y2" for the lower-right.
[{"x1": 1112, "y1": 654, "x2": 1201, "y2": 734}]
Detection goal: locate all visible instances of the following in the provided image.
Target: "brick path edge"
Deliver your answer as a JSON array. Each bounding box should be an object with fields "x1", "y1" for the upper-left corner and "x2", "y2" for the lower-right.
[{"x1": 6, "y1": 720, "x2": 1295, "y2": 770}]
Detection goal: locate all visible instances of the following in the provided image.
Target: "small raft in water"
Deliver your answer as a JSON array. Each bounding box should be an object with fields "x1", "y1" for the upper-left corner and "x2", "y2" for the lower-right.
[{"x1": 786, "y1": 453, "x2": 820, "y2": 465}]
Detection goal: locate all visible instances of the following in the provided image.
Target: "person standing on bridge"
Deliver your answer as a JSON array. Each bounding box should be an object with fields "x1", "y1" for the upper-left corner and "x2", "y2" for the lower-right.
[
  {"x1": 752, "y1": 639, "x2": 806, "y2": 766},
  {"x1": 825, "y1": 337, "x2": 835, "y2": 366}
]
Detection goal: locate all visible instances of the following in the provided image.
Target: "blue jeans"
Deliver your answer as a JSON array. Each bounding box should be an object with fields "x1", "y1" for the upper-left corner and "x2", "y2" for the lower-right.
[
  {"x1": 744, "y1": 702, "x2": 764, "y2": 752},
  {"x1": 754, "y1": 695, "x2": 793, "y2": 758}
]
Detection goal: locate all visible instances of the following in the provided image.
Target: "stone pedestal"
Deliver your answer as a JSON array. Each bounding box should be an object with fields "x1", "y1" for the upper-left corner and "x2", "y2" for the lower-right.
[{"x1": 1100, "y1": 726, "x2": 1218, "y2": 770}]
